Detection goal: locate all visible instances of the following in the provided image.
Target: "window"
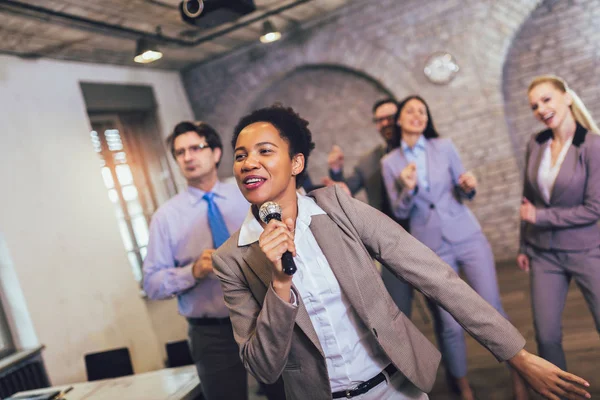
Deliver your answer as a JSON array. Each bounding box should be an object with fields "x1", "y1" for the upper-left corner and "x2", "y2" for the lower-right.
[
  {"x1": 89, "y1": 113, "x2": 176, "y2": 283},
  {"x1": 0, "y1": 298, "x2": 14, "y2": 358},
  {"x1": 0, "y1": 235, "x2": 18, "y2": 358}
]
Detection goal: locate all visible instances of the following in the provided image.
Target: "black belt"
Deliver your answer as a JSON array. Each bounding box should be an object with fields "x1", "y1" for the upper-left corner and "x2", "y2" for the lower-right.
[
  {"x1": 187, "y1": 317, "x2": 231, "y2": 326},
  {"x1": 332, "y1": 364, "x2": 398, "y2": 399}
]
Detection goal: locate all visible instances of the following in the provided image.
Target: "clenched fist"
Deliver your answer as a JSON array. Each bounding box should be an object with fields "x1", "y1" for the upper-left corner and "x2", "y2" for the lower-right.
[
  {"x1": 458, "y1": 171, "x2": 477, "y2": 192},
  {"x1": 328, "y1": 145, "x2": 345, "y2": 171},
  {"x1": 399, "y1": 162, "x2": 418, "y2": 191},
  {"x1": 192, "y1": 249, "x2": 216, "y2": 279},
  {"x1": 259, "y1": 218, "x2": 296, "y2": 283}
]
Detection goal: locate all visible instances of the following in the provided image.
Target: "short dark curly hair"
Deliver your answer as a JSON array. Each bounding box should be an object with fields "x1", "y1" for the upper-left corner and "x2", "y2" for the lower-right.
[{"x1": 232, "y1": 104, "x2": 316, "y2": 188}]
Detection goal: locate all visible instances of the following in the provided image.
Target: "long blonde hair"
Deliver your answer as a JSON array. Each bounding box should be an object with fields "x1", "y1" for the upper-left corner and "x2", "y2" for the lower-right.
[{"x1": 528, "y1": 75, "x2": 600, "y2": 134}]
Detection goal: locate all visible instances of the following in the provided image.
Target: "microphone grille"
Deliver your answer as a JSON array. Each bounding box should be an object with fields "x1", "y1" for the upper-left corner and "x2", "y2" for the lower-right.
[{"x1": 258, "y1": 201, "x2": 281, "y2": 223}]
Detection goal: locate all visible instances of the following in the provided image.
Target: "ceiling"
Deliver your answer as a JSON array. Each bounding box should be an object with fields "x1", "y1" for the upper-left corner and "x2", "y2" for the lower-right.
[{"x1": 0, "y1": 0, "x2": 350, "y2": 70}]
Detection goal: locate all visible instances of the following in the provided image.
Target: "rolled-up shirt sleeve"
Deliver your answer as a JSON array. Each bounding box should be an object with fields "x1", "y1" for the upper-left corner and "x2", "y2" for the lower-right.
[{"x1": 143, "y1": 214, "x2": 196, "y2": 299}]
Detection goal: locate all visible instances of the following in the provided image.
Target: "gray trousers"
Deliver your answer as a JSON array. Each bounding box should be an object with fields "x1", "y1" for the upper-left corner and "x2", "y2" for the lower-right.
[
  {"x1": 188, "y1": 322, "x2": 248, "y2": 400},
  {"x1": 428, "y1": 231, "x2": 507, "y2": 379},
  {"x1": 528, "y1": 245, "x2": 600, "y2": 370}
]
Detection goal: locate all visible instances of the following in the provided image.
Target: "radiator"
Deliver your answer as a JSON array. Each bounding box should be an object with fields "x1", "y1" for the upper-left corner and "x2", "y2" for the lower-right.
[{"x1": 0, "y1": 348, "x2": 49, "y2": 398}]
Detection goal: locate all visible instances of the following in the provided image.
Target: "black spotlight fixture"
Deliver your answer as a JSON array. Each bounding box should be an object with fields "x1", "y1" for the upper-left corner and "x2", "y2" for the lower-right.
[
  {"x1": 259, "y1": 20, "x2": 281, "y2": 44},
  {"x1": 181, "y1": 0, "x2": 204, "y2": 19},
  {"x1": 134, "y1": 38, "x2": 163, "y2": 64},
  {"x1": 179, "y1": 0, "x2": 256, "y2": 29}
]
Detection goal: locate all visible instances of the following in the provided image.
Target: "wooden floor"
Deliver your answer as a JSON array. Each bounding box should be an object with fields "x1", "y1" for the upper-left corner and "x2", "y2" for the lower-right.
[{"x1": 415, "y1": 260, "x2": 600, "y2": 400}]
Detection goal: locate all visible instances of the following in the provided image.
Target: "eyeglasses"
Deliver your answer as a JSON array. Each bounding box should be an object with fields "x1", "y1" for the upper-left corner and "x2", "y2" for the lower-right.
[
  {"x1": 174, "y1": 143, "x2": 210, "y2": 158},
  {"x1": 372, "y1": 115, "x2": 395, "y2": 124}
]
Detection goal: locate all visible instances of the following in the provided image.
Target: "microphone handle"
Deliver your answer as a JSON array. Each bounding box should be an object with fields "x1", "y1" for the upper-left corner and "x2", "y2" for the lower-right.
[
  {"x1": 264, "y1": 212, "x2": 297, "y2": 275},
  {"x1": 281, "y1": 251, "x2": 297, "y2": 275}
]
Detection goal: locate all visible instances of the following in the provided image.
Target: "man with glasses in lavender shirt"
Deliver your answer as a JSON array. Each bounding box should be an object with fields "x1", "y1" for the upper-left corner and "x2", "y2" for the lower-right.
[{"x1": 143, "y1": 121, "x2": 251, "y2": 400}]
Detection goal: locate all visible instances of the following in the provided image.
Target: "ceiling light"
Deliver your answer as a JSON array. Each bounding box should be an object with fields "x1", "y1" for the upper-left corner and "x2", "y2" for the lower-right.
[
  {"x1": 134, "y1": 38, "x2": 163, "y2": 64},
  {"x1": 259, "y1": 20, "x2": 281, "y2": 44}
]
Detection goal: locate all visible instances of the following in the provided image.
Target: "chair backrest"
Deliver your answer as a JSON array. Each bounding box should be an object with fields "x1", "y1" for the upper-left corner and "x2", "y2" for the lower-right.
[
  {"x1": 165, "y1": 340, "x2": 194, "y2": 368},
  {"x1": 84, "y1": 347, "x2": 134, "y2": 381}
]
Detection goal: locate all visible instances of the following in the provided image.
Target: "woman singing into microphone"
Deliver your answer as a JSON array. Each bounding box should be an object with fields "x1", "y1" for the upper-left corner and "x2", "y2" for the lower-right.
[
  {"x1": 212, "y1": 104, "x2": 589, "y2": 400},
  {"x1": 518, "y1": 75, "x2": 600, "y2": 371}
]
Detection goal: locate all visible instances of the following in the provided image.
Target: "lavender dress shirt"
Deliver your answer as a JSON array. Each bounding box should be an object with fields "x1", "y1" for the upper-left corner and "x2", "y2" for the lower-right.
[{"x1": 143, "y1": 180, "x2": 248, "y2": 318}]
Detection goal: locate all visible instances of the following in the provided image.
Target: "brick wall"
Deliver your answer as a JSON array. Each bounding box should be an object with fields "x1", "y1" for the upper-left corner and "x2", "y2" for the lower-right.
[
  {"x1": 248, "y1": 65, "x2": 392, "y2": 190},
  {"x1": 503, "y1": 0, "x2": 600, "y2": 168},
  {"x1": 181, "y1": 0, "x2": 559, "y2": 261}
]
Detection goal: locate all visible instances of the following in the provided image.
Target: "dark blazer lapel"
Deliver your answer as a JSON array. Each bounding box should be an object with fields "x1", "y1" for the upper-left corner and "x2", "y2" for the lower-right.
[
  {"x1": 309, "y1": 214, "x2": 369, "y2": 323},
  {"x1": 550, "y1": 125, "x2": 587, "y2": 203},
  {"x1": 242, "y1": 243, "x2": 325, "y2": 357}
]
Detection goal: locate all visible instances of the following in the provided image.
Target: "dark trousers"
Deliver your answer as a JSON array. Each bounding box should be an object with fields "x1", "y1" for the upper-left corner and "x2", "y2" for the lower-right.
[
  {"x1": 260, "y1": 377, "x2": 287, "y2": 400},
  {"x1": 188, "y1": 321, "x2": 287, "y2": 400},
  {"x1": 188, "y1": 321, "x2": 248, "y2": 400}
]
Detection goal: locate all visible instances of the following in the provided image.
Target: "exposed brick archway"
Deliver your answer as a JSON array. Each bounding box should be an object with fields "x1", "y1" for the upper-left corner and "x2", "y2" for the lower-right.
[
  {"x1": 183, "y1": 0, "x2": 549, "y2": 259},
  {"x1": 246, "y1": 64, "x2": 394, "y2": 184}
]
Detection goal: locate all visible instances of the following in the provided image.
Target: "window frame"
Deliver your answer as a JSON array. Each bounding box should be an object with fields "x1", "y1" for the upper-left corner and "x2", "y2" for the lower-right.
[{"x1": 89, "y1": 113, "x2": 173, "y2": 283}]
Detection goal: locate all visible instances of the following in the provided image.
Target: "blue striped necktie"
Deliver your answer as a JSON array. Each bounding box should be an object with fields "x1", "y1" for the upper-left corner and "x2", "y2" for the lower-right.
[{"x1": 203, "y1": 192, "x2": 230, "y2": 248}]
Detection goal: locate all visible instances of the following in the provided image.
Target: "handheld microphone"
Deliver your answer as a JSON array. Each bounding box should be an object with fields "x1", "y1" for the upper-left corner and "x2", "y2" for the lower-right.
[{"x1": 259, "y1": 201, "x2": 297, "y2": 276}]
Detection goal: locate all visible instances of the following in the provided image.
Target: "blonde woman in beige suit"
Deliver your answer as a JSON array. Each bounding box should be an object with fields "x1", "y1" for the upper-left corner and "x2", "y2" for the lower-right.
[
  {"x1": 518, "y1": 75, "x2": 600, "y2": 372},
  {"x1": 213, "y1": 104, "x2": 590, "y2": 400}
]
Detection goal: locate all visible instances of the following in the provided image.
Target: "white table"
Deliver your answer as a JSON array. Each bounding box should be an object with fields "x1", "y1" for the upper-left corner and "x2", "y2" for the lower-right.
[{"x1": 12, "y1": 365, "x2": 202, "y2": 400}]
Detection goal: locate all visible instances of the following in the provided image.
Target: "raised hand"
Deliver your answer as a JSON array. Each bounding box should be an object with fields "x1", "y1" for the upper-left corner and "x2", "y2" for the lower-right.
[
  {"x1": 192, "y1": 249, "x2": 216, "y2": 279},
  {"x1": 328, "y1": 145, "x2": 345, "y2": 171},
  {"x1": 259, "y1": 218, "x2": 296, "y2": 283},
  {"x1": 399, "y1": 162, "x2": 418, "y2": 191},
  {"x1": 458, "y1": 171, "x2": 477, "y2": 192}
]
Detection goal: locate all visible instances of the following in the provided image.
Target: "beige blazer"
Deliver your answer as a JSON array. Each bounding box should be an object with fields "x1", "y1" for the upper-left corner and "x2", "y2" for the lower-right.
[
  {"x1": 213, "y1": 185, "x2": 525, "y2": 400},
  {"x1": 520, "y1": 124, "x2": 600, "y2": 252}
]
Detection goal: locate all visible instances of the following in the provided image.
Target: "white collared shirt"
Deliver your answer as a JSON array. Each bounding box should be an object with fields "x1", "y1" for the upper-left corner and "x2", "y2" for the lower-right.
[
  {"x1": 238, "y1": 194, "x2": 390, "y2": 392},
  {"x1": 537, "y1": 136, "x2": 573, "y2": 204}
]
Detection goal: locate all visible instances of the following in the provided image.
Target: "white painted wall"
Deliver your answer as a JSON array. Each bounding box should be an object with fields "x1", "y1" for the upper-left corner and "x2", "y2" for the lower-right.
[{"x1": 0, "y1": 55, "x2": 193, "y2": 385}]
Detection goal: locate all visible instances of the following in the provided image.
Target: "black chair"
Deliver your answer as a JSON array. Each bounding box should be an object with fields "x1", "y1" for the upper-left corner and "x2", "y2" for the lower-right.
[
  {"x1": 165, "y1": 340, "x2": 194, "y2": 368},
  {"x1": 84, "y1": 347, "x2": 134, "y2": 381}
]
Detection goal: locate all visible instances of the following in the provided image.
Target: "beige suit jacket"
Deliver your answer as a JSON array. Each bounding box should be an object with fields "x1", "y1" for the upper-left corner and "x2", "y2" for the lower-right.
[{"x1": 213, "y1": 185, "x2": 525, "y2": 400}]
